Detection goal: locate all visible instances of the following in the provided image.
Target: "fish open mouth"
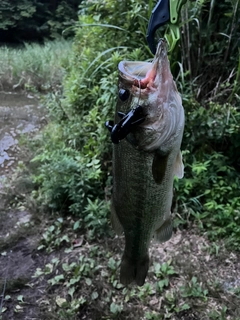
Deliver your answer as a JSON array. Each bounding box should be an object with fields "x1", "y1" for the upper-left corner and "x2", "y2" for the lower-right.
[
  {"x1": 118, "y1": 61, "x2": 152, "y2": 81},
  {"x1": 118, "y1": 39, "x2": 168, "y2": 90}
]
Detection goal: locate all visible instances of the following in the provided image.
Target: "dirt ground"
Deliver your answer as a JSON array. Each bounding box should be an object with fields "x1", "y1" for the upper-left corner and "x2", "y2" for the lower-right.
[
  {"x1": 0, "y1": 93, "x2": 239, "y2": 320},
  {"x1": 0, "y1": 91, "x2": 49, "y2": 320},
  {"x1": 1, "y1": 197, "x2": 240, "y2": 320}
]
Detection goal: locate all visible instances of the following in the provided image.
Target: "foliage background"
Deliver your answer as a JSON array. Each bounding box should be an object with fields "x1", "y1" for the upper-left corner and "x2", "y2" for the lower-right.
[
  {"x1": 0, "y1": 0, "x2": 82, "y2": 42},
  {"x1": 29, "y1": 0, "x2": 240, "y2": 248}
]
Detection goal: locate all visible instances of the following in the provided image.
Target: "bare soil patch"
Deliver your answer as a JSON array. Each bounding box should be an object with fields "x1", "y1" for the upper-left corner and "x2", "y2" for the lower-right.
[
  {"x1": 0, "y1": 203, "x2": 240, "y2": 319},
  {"x1": 0, "y1": 206, "x2": 46, "y2": 320}
]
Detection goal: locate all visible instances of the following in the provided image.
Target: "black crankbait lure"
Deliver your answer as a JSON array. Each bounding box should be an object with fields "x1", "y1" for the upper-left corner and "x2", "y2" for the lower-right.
[{"x1": 105, "y1": 105, "x2": 145, "y2": 144}]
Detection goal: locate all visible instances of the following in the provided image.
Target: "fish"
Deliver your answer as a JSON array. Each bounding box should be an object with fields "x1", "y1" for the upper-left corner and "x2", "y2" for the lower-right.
[{"x1": 110, "y1": 39, "x2": 185, "y2": 286}]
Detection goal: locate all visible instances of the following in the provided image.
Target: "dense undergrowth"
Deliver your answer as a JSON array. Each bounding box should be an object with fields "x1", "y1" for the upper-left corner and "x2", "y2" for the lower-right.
[
  {"x1": 32, "y1": 0, "x2": 240, "y2": 247},
  {"x1": 0, "y1": 39, "x2": 72, "y2": 91}
]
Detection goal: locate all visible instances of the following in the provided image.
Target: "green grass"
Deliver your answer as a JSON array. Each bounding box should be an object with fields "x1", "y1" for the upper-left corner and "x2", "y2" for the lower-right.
[{"x1": 0, "y1": 39, "x2": 72, "y2": 92}]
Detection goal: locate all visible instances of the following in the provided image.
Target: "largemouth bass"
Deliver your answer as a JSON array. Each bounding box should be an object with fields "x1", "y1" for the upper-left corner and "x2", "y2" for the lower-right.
[{"x1": 110, "y1": 39, "x2": 184, "y2": 286}]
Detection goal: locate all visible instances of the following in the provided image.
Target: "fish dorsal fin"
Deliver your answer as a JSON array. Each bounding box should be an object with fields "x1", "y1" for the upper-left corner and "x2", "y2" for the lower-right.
[
  {"x1": 174, "y1": 151, "x2": 184, "y2": 179},
  {"x1": 152, "y1": 152, "x2": 169, "y2": 184},
  {"x1": 155, "y1": 218, "x2": 173, "y2": 243}
]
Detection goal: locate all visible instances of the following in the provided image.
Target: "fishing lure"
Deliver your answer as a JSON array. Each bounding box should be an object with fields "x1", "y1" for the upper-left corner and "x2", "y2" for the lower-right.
[{"x1": 105, "y1": 105, "x2": 145, "y2": 144}]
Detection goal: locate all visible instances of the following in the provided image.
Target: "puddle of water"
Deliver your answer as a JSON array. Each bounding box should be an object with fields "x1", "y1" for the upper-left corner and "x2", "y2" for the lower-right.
[{"x1": 0, "y1": 91, "x2": 46, "y2": 185}]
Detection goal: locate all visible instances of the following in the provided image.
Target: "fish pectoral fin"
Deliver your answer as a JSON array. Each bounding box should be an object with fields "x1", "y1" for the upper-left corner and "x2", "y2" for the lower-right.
[
  {"x1": 152, "y1": 152, "x2": 169, "y2": 184},
  {"x1": 155, "y1": 218, "x2": 173, "y2": 243},
  {"x1": 110, "y1": 200, "x2": 123, "y2": 235},
  {"x1": 174, "y1": 151, "x2": 184, "y2": 179}
]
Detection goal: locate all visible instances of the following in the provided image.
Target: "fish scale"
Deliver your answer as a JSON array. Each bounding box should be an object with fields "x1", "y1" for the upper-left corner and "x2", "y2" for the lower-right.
[{"x1": 110, "y1": 39, "x2": 185, "y2": 286}]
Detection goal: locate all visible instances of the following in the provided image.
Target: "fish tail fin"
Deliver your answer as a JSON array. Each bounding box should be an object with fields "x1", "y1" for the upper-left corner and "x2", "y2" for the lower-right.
[{"x1": 120, "y1": 253, "x2": 149, "y2": 286}]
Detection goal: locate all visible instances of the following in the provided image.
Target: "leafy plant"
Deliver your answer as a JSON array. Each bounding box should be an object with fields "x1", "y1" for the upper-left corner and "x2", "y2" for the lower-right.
[
  {"x1": 0, "y1": 0, "x2": 81, "y2": 42},
  {"x1": 153, "y1": 260, "x2": 176, "y2": 293},
  {"x1": 110, "y1": 302, "x2": 123, "y2": 316},
  {"x1": 209, "y1": 306, "x2": 228, "y2": 320},
  {"x1": 174, "y1": 100, "x2": 240, "y2": 249},
  {"x1": 180, "y1": 276, "x2": 208, "y2": 301},
  {"x1": 37, "y1": 218, "x2": 70, "y2": 253}
]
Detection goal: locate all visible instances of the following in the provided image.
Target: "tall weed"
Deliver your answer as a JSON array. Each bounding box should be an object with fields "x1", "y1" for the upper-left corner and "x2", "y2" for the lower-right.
[
  {"x1": 179, "y1": 0, "x2": 240, "y2": 101},
  {"x1": 0, "y1": 39, "x2": 72, "y2": 91}
]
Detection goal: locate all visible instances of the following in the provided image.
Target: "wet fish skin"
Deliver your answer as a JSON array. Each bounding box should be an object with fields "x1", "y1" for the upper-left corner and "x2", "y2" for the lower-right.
[{"x1": 111, "y1": 39, "x2": 185, "y2": 286}]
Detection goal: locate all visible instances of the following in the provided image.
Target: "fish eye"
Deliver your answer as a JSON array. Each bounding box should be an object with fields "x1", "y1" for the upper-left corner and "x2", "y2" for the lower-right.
[{"x1": 119, "y1": 89, "x2": 130, "y2": 102}]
